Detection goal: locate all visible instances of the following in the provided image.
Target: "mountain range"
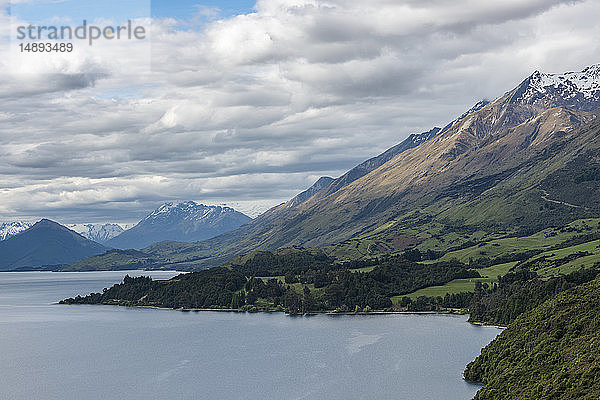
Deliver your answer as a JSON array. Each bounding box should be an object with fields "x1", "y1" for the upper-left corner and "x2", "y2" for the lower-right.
[
  {"x1": 0, "y1": 202, "x2": 252, "y2": 270},
  {"x1": 75, "y1": 64, "x2": 600, "y2": 271},
  {"x1": 1, "y1": 221, "x2": 129, "y2": 244},
  {"x1": 67, "y1": 223, "x2": 129, "y2": 244},
  {"x1": 105, "y1": 201, "x2": 251, "y2": 250},
  {"x1": 7, "y1": 64, "x2": 599, "y2": 272}
]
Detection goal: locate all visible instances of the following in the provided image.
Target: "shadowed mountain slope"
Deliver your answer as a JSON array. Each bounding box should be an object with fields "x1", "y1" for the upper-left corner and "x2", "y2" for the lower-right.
[{"x1": 0, "y1": 219, "x2": 108, "y2": 271}]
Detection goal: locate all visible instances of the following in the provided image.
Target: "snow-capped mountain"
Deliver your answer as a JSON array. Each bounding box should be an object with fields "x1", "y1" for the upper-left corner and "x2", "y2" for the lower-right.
[
  {"x1": 0, "y1": 221, "x2": 33, "y2": 241},
  {"x1": 106, "y1": 201, "x2": 252, "y2": 249},
  {"x1": 511, "y1": 64, "x2": 600, "y2": 110},
  {"x1": 67, "y1": 223, "x2": 130, "y2": 244}
]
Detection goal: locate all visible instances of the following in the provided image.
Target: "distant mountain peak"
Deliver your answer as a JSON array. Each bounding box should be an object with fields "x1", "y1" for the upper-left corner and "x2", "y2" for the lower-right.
[
  {"x1": 459, "y1": 99, "x2": 491, "y2": 119},
  {"x1": 511, "y1": 64, "x2": 600, "y2": 110},
  {"x1": 444, "y1": 100, "x2": 491, "y2": 131},
  {"x1": 143, "y1": 201, "x2": 237, "y2": 223},
  {"x1": 149, "y1": 202, "x2": 181, "y2": 216},
  {"x1": 107, "y1": 201, "x2": 251, "y2": 249},
  {"x1": 314, "y1": 176, "x2": 335, "y2": 186},
  {"x1": 0, "y1": 221, "x2": 33, "y2": 241},
  {"x1": 530, "y1": 65, "x2": 600, "y2": 98},
  {"x1": 66, "y1": 223, "x2": 126, "y2": 244},
  {"x1": 295, "y1": 126, "x2": 442, "y2": 204},
  {"x1": 34, "y1": 219, "x2": 65, "y2": 228}
]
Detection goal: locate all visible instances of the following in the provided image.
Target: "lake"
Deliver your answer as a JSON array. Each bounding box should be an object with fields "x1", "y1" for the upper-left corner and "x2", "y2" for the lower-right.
[{"x1": 0, "y1": 271, "x2": 500, "y2": 400}]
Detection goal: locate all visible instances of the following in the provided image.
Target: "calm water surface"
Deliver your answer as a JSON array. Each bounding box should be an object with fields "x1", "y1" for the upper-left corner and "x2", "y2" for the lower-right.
[{"x1": 0, "y1": 271, "x2": 500, "y2": 400}]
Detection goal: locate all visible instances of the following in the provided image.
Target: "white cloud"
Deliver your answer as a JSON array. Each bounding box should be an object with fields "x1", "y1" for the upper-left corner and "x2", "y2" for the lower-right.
[{"x1": 0, "y1": 0, "x2": 598, "y2": 223}]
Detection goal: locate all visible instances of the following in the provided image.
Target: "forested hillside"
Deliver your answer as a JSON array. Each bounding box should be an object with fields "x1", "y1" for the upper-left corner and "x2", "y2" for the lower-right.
[{"x1": 464, "y1": 275, "x2": 600, "y2": 399}]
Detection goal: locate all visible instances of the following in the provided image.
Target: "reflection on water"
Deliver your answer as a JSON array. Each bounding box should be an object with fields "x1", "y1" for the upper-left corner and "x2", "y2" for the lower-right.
[{"x1": 348, "y1": 332, "x2": 385, "y2": 354}]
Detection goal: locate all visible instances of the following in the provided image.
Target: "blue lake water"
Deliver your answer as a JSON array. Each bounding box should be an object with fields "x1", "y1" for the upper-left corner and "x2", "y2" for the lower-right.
[{"x1": 0, "y1": 271, "x2": 500, "y2": 400}]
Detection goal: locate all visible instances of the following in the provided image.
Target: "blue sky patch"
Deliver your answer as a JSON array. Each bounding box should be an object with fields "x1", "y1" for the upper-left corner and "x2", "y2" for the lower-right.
[{"x1": 9, "y1": 0, "x2": 255, "y2": 26}]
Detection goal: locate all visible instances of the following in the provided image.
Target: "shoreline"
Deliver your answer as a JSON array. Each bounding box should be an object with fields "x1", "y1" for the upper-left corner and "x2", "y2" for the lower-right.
[
  {"x1": 62, "y1": 302, "x2": 501, "y2": 321},
  {"x1": 51, "y1": 270, "x2": 500, "y2": 328},
  {"x1": 0, "y1": 269, "x2": 185, "y2": 274}
]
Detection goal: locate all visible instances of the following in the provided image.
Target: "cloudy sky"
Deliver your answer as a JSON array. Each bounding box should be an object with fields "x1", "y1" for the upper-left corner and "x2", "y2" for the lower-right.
[{"x1": 0, "y1": 0, "x2": 599, "y2": 224}]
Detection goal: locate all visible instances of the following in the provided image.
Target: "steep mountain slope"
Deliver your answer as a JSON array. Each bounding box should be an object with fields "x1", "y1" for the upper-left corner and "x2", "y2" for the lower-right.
[
  {"x1": 313, "y1": 126, "x2": 442, "y2": 200},
  {"x1": 136, "y1": 124, "x2": 450, "y2": 267},
  {"x1": 269, "y1": 66, "x2": 600, "y2": 242},
  {"x1": 169, "y1": 67, "x2": 597, "y2": 260},
  {"x1": 106, "y1": 202, "x2": 251, "y2": 249},
  {"x1": 286, "y1": 176, "x2": 334, "y2": 208},
  {"x1": 0, "y1": 219, "x2": 108, "y2": 271},
  {"x1": 0, "y1": 221, "x2": 32, "y2": 240},
  {"x1": 67, "y1": 223, "x2": 127, "y2": 244}
]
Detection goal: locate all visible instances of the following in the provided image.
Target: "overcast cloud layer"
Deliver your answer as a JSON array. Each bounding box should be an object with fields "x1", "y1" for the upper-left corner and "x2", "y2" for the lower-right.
[{"x1": 1, "y1": 0, "x2": 599, "y2": 223}]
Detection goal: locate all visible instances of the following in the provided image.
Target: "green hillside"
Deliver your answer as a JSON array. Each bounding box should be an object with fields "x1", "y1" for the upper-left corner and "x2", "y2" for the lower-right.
[{"x1": 64, "y1": 249, "x2": 159, "y2": 271}]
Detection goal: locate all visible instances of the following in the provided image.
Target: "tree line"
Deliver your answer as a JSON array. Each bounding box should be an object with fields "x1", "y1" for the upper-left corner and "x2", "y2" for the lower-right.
[{"x1": 61, "y1": 249, "x2": 480, "y2": 313}]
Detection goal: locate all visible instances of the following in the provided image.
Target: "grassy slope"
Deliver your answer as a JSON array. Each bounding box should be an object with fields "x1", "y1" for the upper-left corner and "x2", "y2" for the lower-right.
[
  {"x1": 435, "y1": 219, "x2": 600, "y2": 264},
  {"x1": 396, "y1": 219, "x2": 600, "y2": 300},
  {"x1": 464, "y1": 276, "x2": 600, "y2": 399},
  {"x1": 399, "y1": 262, "x2": 516, "y2": 301},
  {"x1": 257, "y1": 219, "x2": 600, "y2": 304},
  {"x1": 530, "y1": 239, "x2": 600, "y2": 275}
]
